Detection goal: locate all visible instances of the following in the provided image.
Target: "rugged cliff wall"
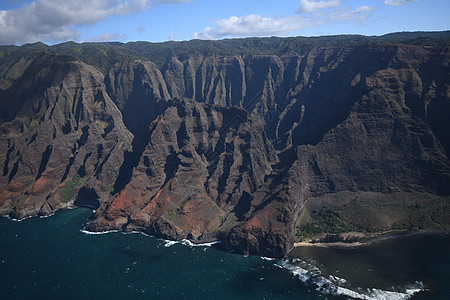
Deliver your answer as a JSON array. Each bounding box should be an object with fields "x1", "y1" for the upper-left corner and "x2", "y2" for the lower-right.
[
  {"x1": 87, "y1": 98, "x2": 278, "y2": 243},
  {"x1": 0, "y1": 37, "x2": 449, "y2": 257},
  {"x1": 0, "y1": 54, "x2": 133, "y2": 218}
]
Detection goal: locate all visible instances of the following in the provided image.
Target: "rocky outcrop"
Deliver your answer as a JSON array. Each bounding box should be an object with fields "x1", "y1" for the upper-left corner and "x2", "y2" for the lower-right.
[
  {"x1": 0, "y1": 38, "x2": 449, "y2": 257},
  {"x1": 0, "y1": 54, "x2": 133, "y2": 219}
]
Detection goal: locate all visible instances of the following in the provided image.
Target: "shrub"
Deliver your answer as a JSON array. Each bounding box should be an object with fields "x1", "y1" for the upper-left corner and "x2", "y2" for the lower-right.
[
  {"x1": 296, "y1": 208, "x2": 361, "y2": 240},
  {"x1": 60, "y1": 174, "x2": 82, "y2": 203},
  {"x1": 167, "y1": 210, "x2": 176, "y2": 221}
]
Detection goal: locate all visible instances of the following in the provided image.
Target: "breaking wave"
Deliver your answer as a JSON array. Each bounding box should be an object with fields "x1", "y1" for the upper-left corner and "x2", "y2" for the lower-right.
[
  {"x1": 260, "y1": 256, "x2": 276, "y2": 261},
  {"x1": 164, "y1": 239, "x2": 221, "y2": 248},
  {"x1": 274, "y1": 259, "x2": 424, "y2": 300},
  {"x1": 80, "y1": 229, "x2": 120, "y2": 235},
  {"x1": 39, "y1": 213, "x2": 55, "y2": 219},
  {"x1": 4, "y1": 215, "x2": 33, "y2": 222}
]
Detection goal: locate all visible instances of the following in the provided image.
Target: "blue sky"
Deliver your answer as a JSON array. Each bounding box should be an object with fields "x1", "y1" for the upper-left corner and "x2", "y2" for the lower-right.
[{"x1": 0, "y1": 0, "x2": 449, "y2": 45}]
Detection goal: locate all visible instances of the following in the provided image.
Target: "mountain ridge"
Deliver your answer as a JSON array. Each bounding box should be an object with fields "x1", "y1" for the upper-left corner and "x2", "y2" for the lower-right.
[{"x1": 1, "y1": 32, "x2": 449, "y2": 257}]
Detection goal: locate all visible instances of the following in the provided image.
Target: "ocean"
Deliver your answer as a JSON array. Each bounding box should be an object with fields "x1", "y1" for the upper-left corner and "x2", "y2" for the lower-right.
[{"x1": 1, "y1": 208, "x2": 449, "y2": 299}]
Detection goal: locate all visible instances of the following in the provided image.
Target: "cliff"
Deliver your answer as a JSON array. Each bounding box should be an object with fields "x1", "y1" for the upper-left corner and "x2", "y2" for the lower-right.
[
  {"x1": 1, "y1": 33, "x2": 449, "y2": 257},
  {"x1": 0, "y1": 54, "x2": 133, "y2": 219},
  {"x1": 86, "y1": 98, "x2": 278, "y2": 243}
]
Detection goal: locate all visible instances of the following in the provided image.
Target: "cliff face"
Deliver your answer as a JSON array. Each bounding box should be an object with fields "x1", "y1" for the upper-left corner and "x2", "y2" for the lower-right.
[
  {"x1": 0, "y1": 54, "x2": 133, "y2": 219},
  {"x1": 86, "y1": 98, "x2": 278, "y2": 243},
  {"x1": 1, "y1": 39, "x2": 449, "y2": 257},
  {"x1": 222, "y1": 45, "x2": 450, "y2": 256}
]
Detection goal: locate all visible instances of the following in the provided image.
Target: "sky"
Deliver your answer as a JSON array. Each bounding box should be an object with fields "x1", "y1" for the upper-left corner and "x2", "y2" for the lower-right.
[{"x1": 0, "y1": 0, "x2": 449, "y2": 46}]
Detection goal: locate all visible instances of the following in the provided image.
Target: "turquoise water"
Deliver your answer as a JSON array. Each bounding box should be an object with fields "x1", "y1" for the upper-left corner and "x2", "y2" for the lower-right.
[{"x1": 1, "y1": 208, "x2": 449, "y2": 299}]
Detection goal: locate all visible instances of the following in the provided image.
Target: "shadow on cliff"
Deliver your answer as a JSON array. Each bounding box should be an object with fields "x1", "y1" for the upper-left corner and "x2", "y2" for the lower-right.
[
  {"x1": 109, "y1": 78, "x2": 170, "y2": 194},
  {"x1": 75, "y1": 187, "x2": 100, "y2": 210}
]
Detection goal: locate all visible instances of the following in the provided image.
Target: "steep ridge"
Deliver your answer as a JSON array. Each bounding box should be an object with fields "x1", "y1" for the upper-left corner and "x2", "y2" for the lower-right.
[
  {"x1": 224, "y1": 45, "x2": 450, "y2": 256},
  {"x1": 0, "y1": 38, "x2": 449, "y2": 257},
  {"x1": 0, "y1": 54, "x2": 133, "y2": 219},
  {"x1": 293, "y1": 46, "x2": 450, "y2": 196},
  {"x1": 158, "y1": 45, "x2": 450, "y2": 154},
  {"x1": 105, "y1": 60, "x2": 170, "y2": 193},
  {"x1": 86, "y1": 98, "x2": 278, "y2": 243}
]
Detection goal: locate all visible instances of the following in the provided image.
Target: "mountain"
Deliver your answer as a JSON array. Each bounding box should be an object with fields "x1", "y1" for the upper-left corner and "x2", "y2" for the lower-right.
[
  {"x1": 0, "y1": 54, "x2": 133, "y2": 219},
  {"x1": 1, "y1": 32, "x2": 449, "y2": 257}
]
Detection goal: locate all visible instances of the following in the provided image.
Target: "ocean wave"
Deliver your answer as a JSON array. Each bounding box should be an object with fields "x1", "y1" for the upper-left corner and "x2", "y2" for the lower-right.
[
  {"x1": 164, "y1": 240, "x2": 178, "y2": 247},
  {"x1": 5, "y1": 215, "x2": 33, "y2": 222},
  {"x1": 261, "y1": 256, "x2": 276, "y2": 261},
  {"x1": 163, "y1": 239, "x2": 221, "y2": 248},
  {"x1": 275, "y1": 259, "x2": 424, "y2": 300},
  {"x1": 122, "y1": 231, "x2": 154, "y2": 238},
  {"x1": 80, "y1": 229, "x2": 120, "y2": 235},
  {"x1": 39, "y1": 213, "x2": 55, "y2": 219}
]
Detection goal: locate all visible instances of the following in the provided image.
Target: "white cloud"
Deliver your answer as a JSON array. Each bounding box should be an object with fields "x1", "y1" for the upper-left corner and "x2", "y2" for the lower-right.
[
  {"x1": 356, "y1": 6, "x2": 377, "y2": 13},
  {"x1": 297, "y1": 0, "x2": 341, "y2": 13},
  {"x1": 0, "y1": 0, "x2": 161, "y2": 45},
  {"x1": 137, "y1": 26, "x2": 146, "y2": 35},
  {"x1": 328, "y1": 5, "x2": 377, "y2": 22},
  {"x1": 193, "y1": 14, "x2": 322, "y2": 40},
  {"x1": 87, "y1": 32, "x2": 129, "y2": 42},
  {"x1": 193, "y1": 3, "x2": 378, "y2": 40},
  {"x1": 384, "y1": 0, "x2": 421, "y2": 6}
]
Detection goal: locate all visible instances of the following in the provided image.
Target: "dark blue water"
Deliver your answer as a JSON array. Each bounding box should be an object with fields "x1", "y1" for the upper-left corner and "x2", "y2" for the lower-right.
[{"x1": 1, "y1": 208, "x2": 449, "y2": 299}]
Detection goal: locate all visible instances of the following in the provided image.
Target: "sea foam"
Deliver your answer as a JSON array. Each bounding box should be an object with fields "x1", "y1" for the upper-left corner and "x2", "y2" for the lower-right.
[
  {"x1": 5, "y1": 215, "x2": 33, "y2": 222},
  {"x1": 39, "y1": 213, "x2": 55, "y2": 219},
  {"x1": 80, "y1": 229, "x2": 120, "y2": 235},
  {"x1": 274, "y1": 259, "x2": 424, "y2": 300},
  {"x1": 163, "y1": 239, "x2": 221, "y2": 248},
  {"x1": 260, "y1": 256, "x2": 276, "y2": 261},
  {"x1": 123, "y1": 231, "x2": 154, "y2": 238}
]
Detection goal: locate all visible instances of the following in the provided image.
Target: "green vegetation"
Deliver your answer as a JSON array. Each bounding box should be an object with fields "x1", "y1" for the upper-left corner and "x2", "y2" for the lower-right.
[
  {"x1": 60, "y1": 174, "x2": 83, "y2": 203},
  {"x1": 296, "y1": 208, "x2": 361, "y2": 240},
  {"x1": 120, "y1": 32, "x2": 450, "y2": 68},
  {"x1": 51, "y1": 42, "x2": 143, "y2": 74},
  {"x1": 56, "y1": 54, "x2": 76, "y2": 63},
  {"x1": 295, "y1": 191, "x2": 450, "y2": 242},
  {"x1": 1, "y1": 31, "x2": 448, "y2": 75},
  {"x1": 95, "y1": 120, "x2": 108, "y2": 135},
  {"x1": 27, "y1": 113, "x2": 45, "y2": 132},
  {"x1": 28, "y1": 119, "x2": 41, "y2": 132},
  {"x1": 167, "y1": 210, "x2": 176, "y2": 221}
]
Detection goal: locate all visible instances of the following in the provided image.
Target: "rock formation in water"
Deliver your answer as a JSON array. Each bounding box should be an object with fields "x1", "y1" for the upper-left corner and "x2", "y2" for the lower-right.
[{"x1": 1, "y1": 33, "x2": 449, "y2": 257}]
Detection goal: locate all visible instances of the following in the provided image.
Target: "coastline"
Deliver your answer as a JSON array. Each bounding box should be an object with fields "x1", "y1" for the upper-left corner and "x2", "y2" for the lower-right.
[
  {"x1": 6, "y1": 207, "x2": 450, "y2": 256},
  {"x1": 293, "y1": 229, "x2": 450, "y2": 249}
]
